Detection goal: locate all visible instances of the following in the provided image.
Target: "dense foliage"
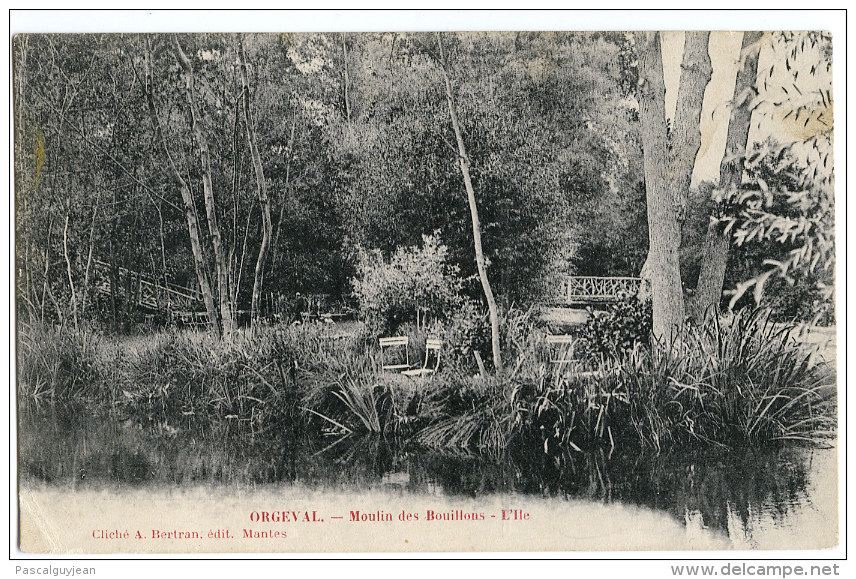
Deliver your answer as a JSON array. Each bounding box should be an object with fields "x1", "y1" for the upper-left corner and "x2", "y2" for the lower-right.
[
  {"x1": 577, "y1": 295, "x2": 653, "y2": 359},
  {"x1": 14, "y1": 32, "x2": 643, "y2": 331},
  {"x1": 351, "y1": 233, "x2": 463, "y2": 335},
  {"x1": 19, "y1": 308, "x2": 834, "y2": 455}
]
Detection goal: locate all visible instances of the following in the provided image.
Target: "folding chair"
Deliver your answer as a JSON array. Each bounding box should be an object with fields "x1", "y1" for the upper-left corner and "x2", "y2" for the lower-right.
[
  {"x1": 402, "y1": 339, "x2": 442, "y2": 378},
  {"x1": 379, "y1": 336, "x2": 411, "y2": 372},
  {"x1": 546, "y1": 334, "x2": 577, "y2": 374}
]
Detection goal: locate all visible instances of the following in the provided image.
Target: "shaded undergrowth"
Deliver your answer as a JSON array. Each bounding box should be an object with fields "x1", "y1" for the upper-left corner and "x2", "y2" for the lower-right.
[{"x1": 17, "y1": 308, "x2": 836, "y2": 457}]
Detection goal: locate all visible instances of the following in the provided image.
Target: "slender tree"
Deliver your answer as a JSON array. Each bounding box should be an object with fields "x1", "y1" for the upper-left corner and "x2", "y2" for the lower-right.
[
  {"x1": 238, "y1": 35, "x2": 274, "y2": 326},
  {"x1": 176, "y1": 37, "x2": 236, "y2": 337},
  {"x1": 436, "y1": 33, "x2": 502, "y2": 371},
  {"x1": 142, "y1": 38, "x2": 219, "y2": 332}
]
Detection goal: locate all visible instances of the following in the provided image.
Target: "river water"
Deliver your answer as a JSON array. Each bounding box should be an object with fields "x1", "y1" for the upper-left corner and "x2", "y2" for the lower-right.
[{"x1": 17, "y1": 407, "x2": 838, "y2": 553}]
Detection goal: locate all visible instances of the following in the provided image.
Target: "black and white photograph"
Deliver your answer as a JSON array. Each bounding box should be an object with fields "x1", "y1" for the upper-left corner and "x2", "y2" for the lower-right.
[{"x1": 10, "y1": 10, "x2": 842, "y2": 560}]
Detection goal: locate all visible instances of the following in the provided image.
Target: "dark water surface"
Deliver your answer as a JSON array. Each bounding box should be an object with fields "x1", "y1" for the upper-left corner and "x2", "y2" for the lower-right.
[{"x1": 18, "y1": 406, "x2": 837, "y2": 550}]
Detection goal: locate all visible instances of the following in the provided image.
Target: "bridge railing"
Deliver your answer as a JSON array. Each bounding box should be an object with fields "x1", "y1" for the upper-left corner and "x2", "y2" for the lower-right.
[
  {"x1": 92, "y1": 259, "x2": 203, "y2": 311},
  {"x1": 558, "y1": 276, "x2": 642, "y2": 304}
]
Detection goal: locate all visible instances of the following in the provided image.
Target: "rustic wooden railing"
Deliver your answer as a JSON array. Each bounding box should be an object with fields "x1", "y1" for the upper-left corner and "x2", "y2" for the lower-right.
[
  {"x1": 555, "y1": 276, "x2": 643, "y2": 305},
  {"x1": 92, "y1": 259, "x2": 203, "y2": 312}
]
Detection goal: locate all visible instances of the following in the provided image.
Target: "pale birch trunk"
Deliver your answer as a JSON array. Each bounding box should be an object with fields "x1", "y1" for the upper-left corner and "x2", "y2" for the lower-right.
[
  {"x1": 238, "y1": 36, "x2": 273, "y2": 327},
  {"x1": 176, "y1": 38, "x2": 235, "y2": 337},
  {"x1": 62, "y1": 209, "x2": 78, "y2": 331},
  {"x1": 270, "y1": 116, "x2": 297, "y2": 272},
  {"x1": 437, "y1": 34, "x2": 502, "y2": 371},
  {"x1": 143, "y1": 38, "x2": 219, "y2": 333},
  {"x1": 80, "y1": 203, "x2": 98, "y2": 319},
  {"x1": 343, "y1": 33, "x2": 351, "y2": 123}
]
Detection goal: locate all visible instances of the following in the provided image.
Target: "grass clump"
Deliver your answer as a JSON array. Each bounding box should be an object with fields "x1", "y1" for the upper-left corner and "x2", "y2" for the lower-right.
[
  {"x1": 669, "y1": 308, "x2": 835, "y2": 445},
  {"x1": 17, "y1": 322, "x2": 105, "y2": 407},
  {"x1": 416, "y1": 307, "x2": 835, "y2": 457},
  {"x1": 114, "y1": 327, "x2": 297, "y2": 434}
]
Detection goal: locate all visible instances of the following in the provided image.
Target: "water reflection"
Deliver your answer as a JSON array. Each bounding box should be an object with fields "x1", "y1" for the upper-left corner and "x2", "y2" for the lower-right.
[{"x1": 19, "y1": 406, "x2": 831, "y2": 541}]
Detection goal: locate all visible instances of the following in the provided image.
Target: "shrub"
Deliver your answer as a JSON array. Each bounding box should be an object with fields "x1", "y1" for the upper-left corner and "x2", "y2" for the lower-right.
[
  {"x1": 762, "y1": 276, "x2": 834, "y2": 325},
  {"x1": 577, "y1": 294, "x2": 653, "y2": 359},
  {"x1": 438, "y1": 299, "x2": 491, "y2": 372},
  {"x1": 351, "y1": 233, "x2": 463, "y2": 336}
]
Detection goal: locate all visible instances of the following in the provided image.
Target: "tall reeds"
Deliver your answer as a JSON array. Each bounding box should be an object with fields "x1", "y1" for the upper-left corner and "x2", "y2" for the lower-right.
[
  {"x1": 418, "y1": 308, "x2": 835, "y2": 456},
  {"x1": 17, "y1": 322, "x2": 104, "y2": 407},
  {"x1": 17, "y1": 308, "x2": 835, "y2": 456}
]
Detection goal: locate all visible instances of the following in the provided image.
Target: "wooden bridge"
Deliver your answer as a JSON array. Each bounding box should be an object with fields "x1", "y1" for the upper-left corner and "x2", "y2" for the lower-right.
[
  {"x1": 553, "y1": 276, "x2": 643, "y2": 306},
  {"x1": 92, "y1": 259, "x2": 203, "y2": 313},
  {"x1": 90, "y1": 262, "x2": 337, "y2": 326},
  {"x1": 90, "y1": 264, "x2": 640, "y2": 322}
]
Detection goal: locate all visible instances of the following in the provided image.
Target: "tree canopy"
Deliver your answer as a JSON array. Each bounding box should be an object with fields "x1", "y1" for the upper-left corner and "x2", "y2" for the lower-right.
[
  {"x1": 15, "y1": 32, "x2": 643, "y2": 332},
  {"x1": 14, "y1": 30, "x2": 833, "y2": 341}
]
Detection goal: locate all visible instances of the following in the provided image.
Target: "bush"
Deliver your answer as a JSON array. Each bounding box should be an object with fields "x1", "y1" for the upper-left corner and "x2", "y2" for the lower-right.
[
  {"x1": 577, "y1": 294, "x2": 653, "y2": 359},
  {"x1": 437, "y1": 299, "x2": 491, "y2": 372},
  {"x1": 351, "y1": 233, "x2": 463, "y2": 336},
  {"x1": 762, "y1": 276, "x2": 835, "y2": 325}
]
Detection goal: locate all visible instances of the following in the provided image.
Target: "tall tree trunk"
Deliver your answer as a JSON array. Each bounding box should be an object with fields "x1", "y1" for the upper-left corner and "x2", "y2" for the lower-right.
[
  {"x1": 636, "y1": 32, "x2": 685, "y2": 343},
  {"x1": 235, "y1": 200, "x2": 254, "y2": 317},
  {"x1": 688, "y1": 32, "x2": 764, "y2": 323},
  {"x1": 437, "y1": 34, "x2": 502, "y2": 371},
  {"x1": 238, "y1": 36, "x2": 273, "y2": 327},
  {"x1": 143, "y1": 38, "x2": 219, "y2": 333},
  {"x1": 175, "y1": 38, "x2": 235, "y2": 337},
  {"x1": 80, "y1": 202, "x2": 98, "y2": 319},
  {"x1": 154, "y1": 200, "x2": 169, "y2": 312},
  {"x1": 270, "y1": 115, "x2": 297, "y2": 273},
  {"x1": 40, "y1": 218, "x2": 52, "y2": 324},
  {"x1": 229, "y1": 94, "x2": 241, "y2": 312},
  {"x1": 669, "y1": 32, "x2": 712, "y2": 229},
  {"x1": 109, "y1": 237, "x2": 118, "y2": 333},
  {"x1": 14, "y1": 36, "x2": 27, "y2": 188}
]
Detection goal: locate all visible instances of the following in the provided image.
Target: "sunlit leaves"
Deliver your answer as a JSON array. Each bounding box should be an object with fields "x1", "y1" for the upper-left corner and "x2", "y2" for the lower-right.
[
  {"x1": 716, "y1": 143, "x2": 834, "y2": 309},
  {"x1": 351, "y1": 232, "x2": 464, "y2": 333},
  {"x1": 716, "y1": 31, "x2": 834, "y2": 311}
]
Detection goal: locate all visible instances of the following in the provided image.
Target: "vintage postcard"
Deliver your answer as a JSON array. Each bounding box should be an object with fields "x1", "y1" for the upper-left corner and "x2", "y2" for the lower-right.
[{"x1": 13, "y1": 12, "x2": 840, "y2": 556}]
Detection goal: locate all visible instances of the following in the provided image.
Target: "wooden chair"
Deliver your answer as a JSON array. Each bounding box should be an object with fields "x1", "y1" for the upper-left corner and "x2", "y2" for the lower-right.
[
  {"x1": 379, "y1": 336, "x2": 411, "y2": 372},
  {"x1": 546, "y1": 334, "x2": 577, "y2": 373},
  {"x1": 402, "y1": 339, "x2": 442, "y2": 378}
]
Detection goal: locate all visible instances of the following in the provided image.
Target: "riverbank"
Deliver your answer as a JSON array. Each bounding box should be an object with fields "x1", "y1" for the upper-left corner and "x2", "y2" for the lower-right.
[{"x1": 17, "y1": 308, "x2": 837, "y2": 457}]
